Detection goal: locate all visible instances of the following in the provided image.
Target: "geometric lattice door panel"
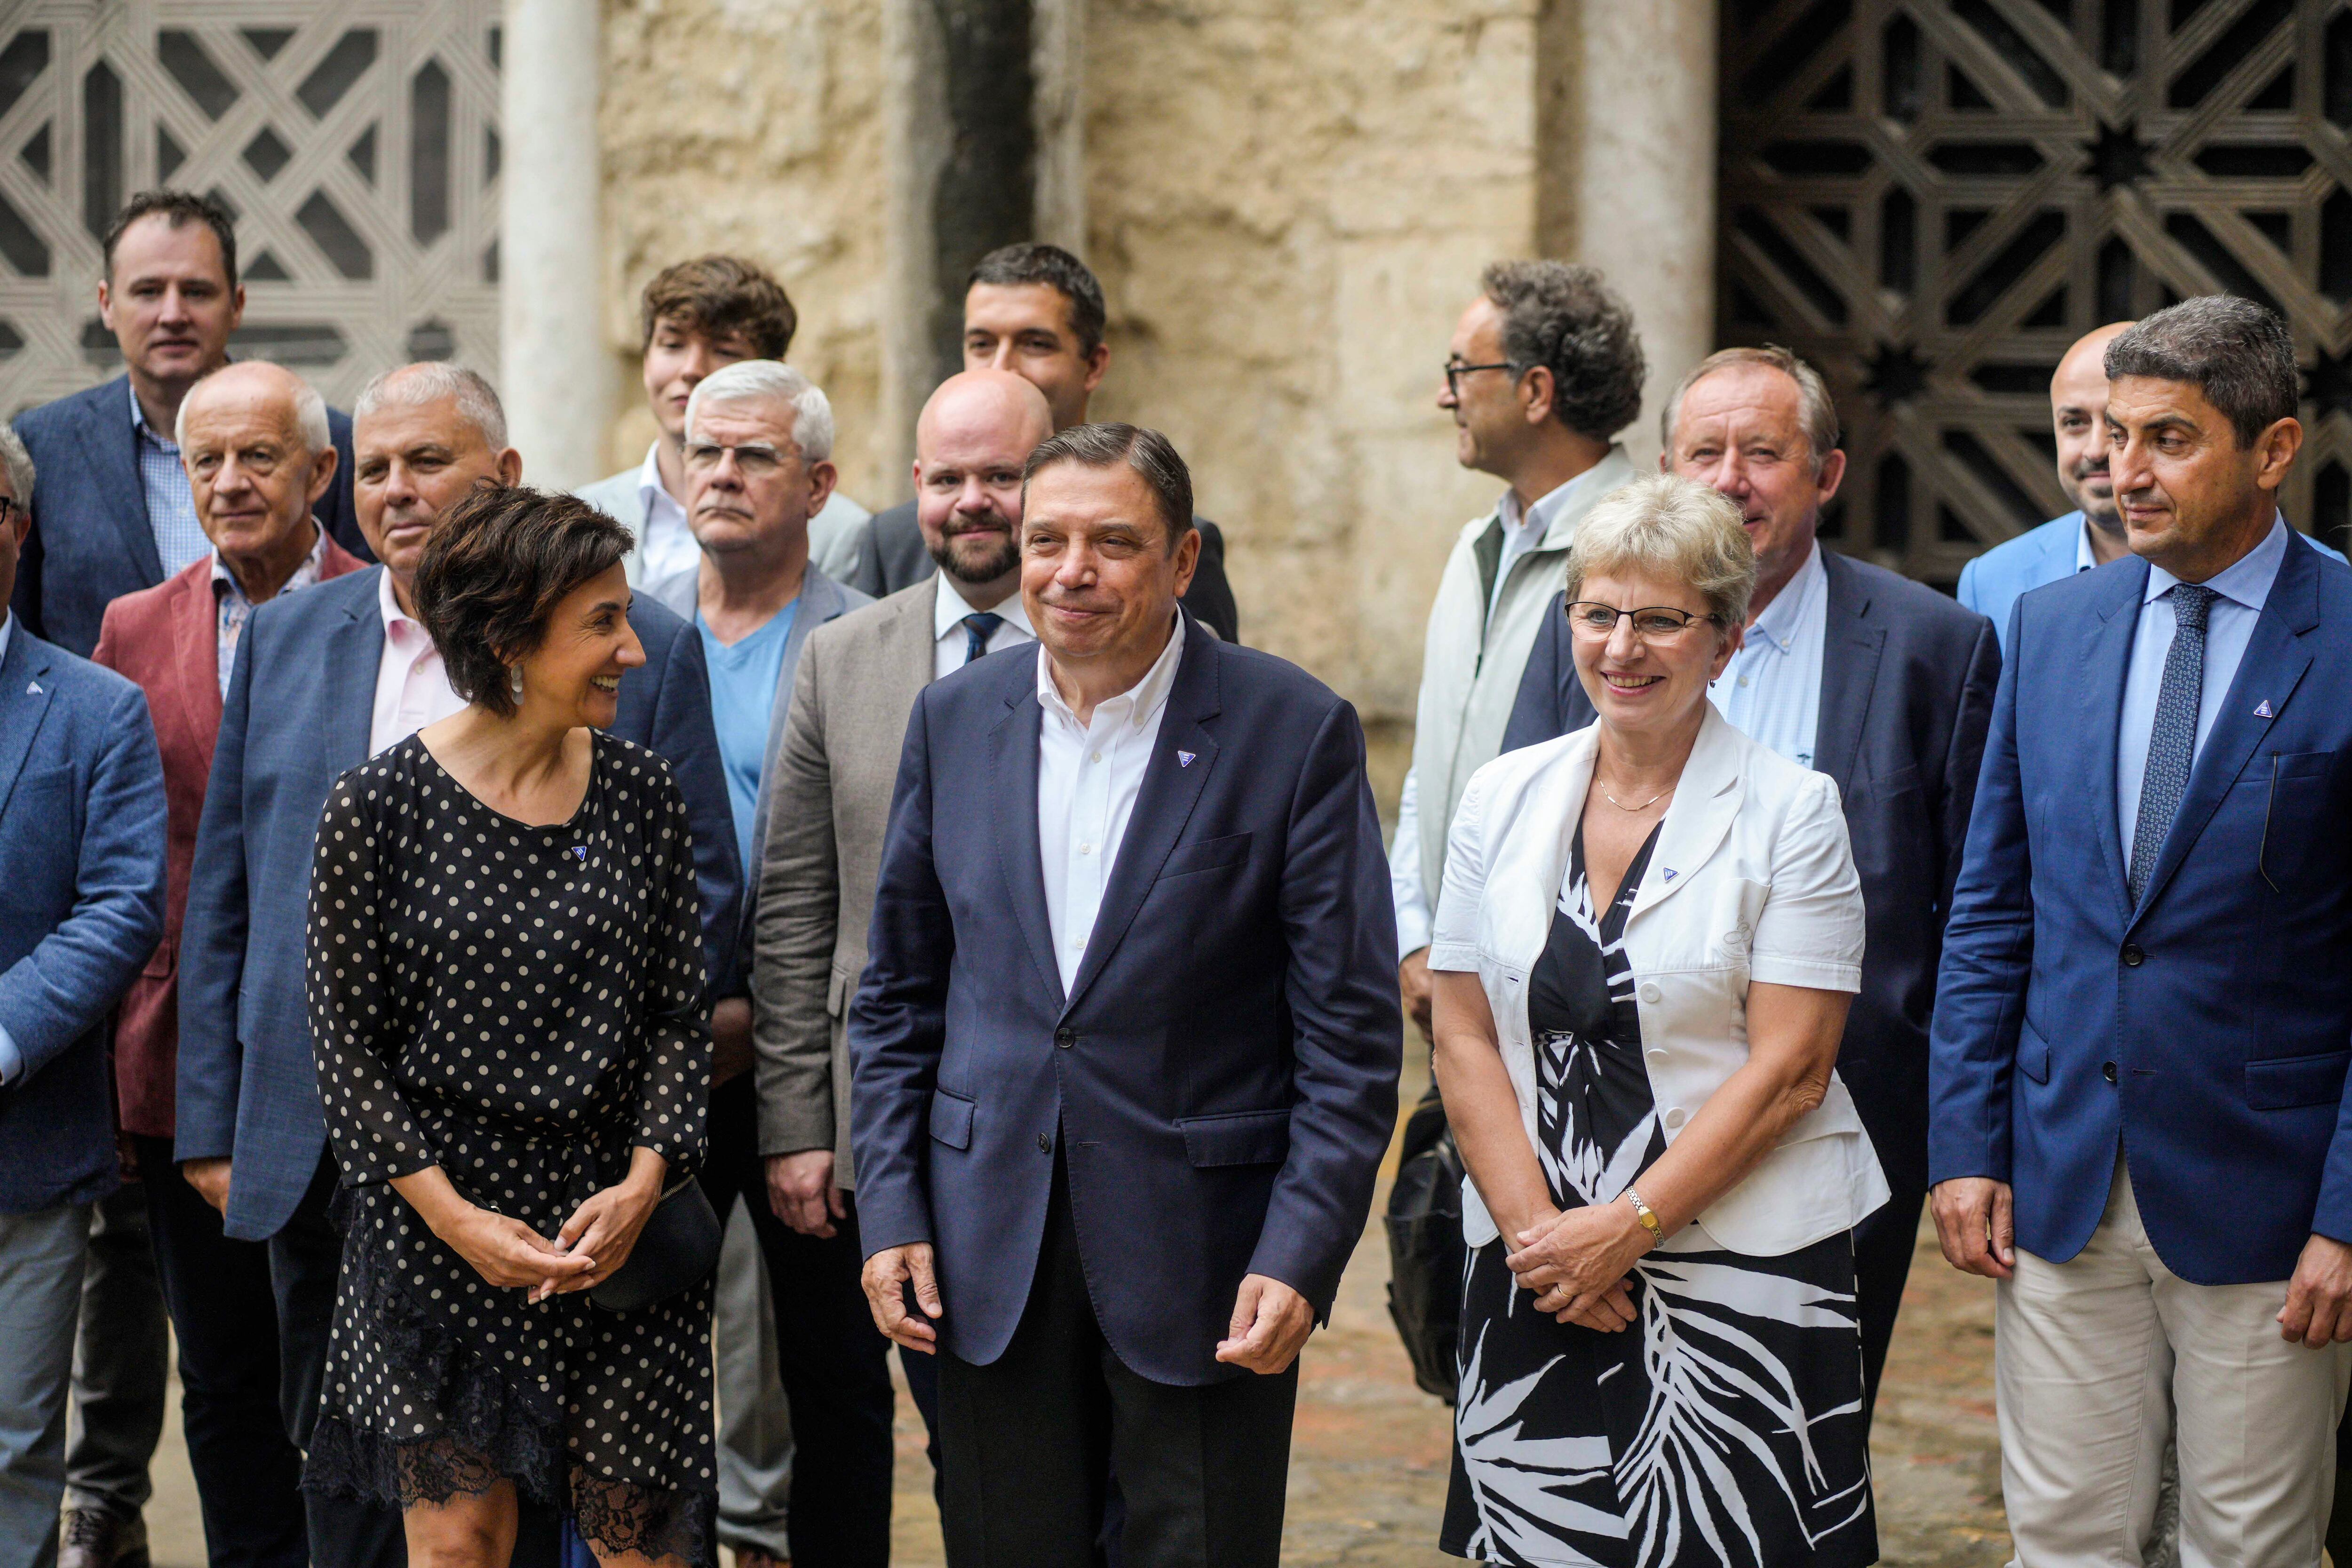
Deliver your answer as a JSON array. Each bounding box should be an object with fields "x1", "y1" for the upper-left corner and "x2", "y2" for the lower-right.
[
  {"x1": 0, "y1": 0, "x2": 498, "y2": 418},
  {"x1": 1721, "y1": 0, "x2": 2352, "y2": 587}
]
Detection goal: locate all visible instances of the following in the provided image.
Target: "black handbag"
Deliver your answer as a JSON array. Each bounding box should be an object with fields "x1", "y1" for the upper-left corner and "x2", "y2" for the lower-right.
[
  {"x1": 590, "y1": 1176, "x2": 722, "y2": 1313},
  {"x1": 1384, "y1": 1080, "x2": 1467, "y2": 1403}
]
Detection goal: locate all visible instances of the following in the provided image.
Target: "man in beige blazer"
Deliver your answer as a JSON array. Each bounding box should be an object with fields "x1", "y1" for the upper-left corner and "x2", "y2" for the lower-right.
[{"x1": 751, "y1": 367, "x2": 1053, "y2": 1460}]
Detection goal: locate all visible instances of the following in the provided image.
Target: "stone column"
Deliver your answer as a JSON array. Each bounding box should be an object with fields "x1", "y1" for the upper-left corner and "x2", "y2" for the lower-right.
[
  {"x1": 1542, "y1": 0, "x2": 1718, "y2": 466},
  {"x1": 501, "y1": 0, "x2": 609, "y2": 489}
]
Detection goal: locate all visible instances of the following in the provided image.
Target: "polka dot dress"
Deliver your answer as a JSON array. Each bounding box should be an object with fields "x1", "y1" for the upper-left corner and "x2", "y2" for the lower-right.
[{"x1": 299, "y1": 732, "x2": 716, "y2": 1563}]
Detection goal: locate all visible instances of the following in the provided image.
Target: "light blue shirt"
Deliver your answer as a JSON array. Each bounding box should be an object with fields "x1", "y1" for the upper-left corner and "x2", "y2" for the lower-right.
[
  {"x1": 0, "y1": 609, "x2": 16, "y2": 1083},
  {"x1": 2115, "y1": 517, "x2": 2288, "y2": 867},
  {"x1": 1710, "y1": 540, "x2": 1828, "y2": 770},
  {"x1": 130, "y1": 379, "x2": 208, "y2": 578},
  {"x1": 697, "y1": 600, "x2": 797, "y2": 880}
]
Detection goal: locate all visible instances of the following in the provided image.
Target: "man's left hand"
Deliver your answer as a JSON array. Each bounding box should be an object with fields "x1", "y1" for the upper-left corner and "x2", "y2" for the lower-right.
[
  {"x1": 2279, "y1": 1234, "x2": 2352, "y2": 1347},
  {"x1": 1216, "y1": 1274, "x2": 1315, "y2": 1374}
]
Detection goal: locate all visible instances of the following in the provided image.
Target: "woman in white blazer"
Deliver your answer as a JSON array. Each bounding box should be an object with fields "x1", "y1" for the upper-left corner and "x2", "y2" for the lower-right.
[{"x1": 1428, "y1": 474, "x2": 1883, "y2": 1568}]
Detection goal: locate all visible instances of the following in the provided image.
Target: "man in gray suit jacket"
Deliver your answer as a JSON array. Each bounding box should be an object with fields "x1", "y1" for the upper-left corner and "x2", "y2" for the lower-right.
[
  {"x1": 642, "y1": 358, "x2": 877, "y2": 1565},
  {"x1": 752, "y1": 368, "x2": 1055, "y2": 1492}
]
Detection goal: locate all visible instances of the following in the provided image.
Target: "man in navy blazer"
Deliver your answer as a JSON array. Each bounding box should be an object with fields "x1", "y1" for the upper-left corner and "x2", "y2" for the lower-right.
[
  {"x1": 850, "y1": 425, "x2": 1399, "y2": 1566},
  {"x1": 175, "y1": 363, "x2": 737, "y2": 1568},
  {"x1": 1502, "y1": 346, "x2": 1999, "y2": 1422},
  {"x1": 10, "y1": 191, "x2": 366, "y2": 659},
  {"x1": 1930, "y1": 298, "x2": 2352, "y2": 1560},
  {"x1": 0, "y1": 430, "x2": 167, "y2": 1568}
]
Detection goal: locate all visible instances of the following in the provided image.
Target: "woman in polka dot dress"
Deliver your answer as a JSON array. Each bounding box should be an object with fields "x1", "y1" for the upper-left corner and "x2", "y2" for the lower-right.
[{"x1": 302, "y1": 488, "x2": 716, "y2": 1567}]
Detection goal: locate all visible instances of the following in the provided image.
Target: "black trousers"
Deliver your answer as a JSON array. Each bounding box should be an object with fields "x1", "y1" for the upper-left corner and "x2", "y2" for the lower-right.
[
  {"x1": 1853, "y1": 1186, "x2": 1926, "y2": 1428},
  {"x1": 135, "y1": 1137, "x2": 309, "y2": 1568},
  {"x1": 698, "y1": 1075, "x2": 897, "y2": 1568},
  {"x1": 272, "y1": 1156, "x2": 407, "y2": 1568},
  {"x1": 936, "y1": 1159, "x2": 1297, "y2": 1568}
]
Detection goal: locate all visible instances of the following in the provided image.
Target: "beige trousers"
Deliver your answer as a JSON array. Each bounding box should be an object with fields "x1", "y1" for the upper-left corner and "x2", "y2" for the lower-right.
[{"x1": 1996, "y1": 1159, "x2": 2352, "y2": 1568}]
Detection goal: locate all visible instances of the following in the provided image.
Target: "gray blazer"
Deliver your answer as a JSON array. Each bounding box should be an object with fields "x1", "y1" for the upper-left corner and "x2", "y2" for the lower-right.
[
  {"x1": 750, "y1": 577, "x2": 940, "y2": 1179},
  {"x1": 643, "y1": 562, "x2": 872, "y2": 991}
]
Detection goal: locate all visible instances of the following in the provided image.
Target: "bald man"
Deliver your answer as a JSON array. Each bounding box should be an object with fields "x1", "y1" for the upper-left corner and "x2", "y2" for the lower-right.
[{"x1": 749, "y1": 369, "x2": 1056, "y2": 1536}]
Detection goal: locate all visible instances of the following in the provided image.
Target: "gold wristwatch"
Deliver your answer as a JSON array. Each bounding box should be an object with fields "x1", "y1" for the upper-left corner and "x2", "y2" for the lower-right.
[{"x1": 1624, "y1": 1187, "x2": 1663, "y2": 1246}]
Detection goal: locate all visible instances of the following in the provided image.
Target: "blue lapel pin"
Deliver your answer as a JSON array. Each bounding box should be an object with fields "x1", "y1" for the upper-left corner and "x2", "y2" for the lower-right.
[
  {"x1": 1177, "y1": 750, "x2": 1196, "y2": 768},
  {"x1": 2255, "y1": 699, "x2": 2274, "y2": 718},
  {"x1": 572, "y1": 845, "x2": 587, "y2": 860},
  {"x1": 26, "y1": 681, "x2": 40, "y2": 695},
  {"x1": 1662, "y1": 868, "x2": 1678, "y2": 883}
]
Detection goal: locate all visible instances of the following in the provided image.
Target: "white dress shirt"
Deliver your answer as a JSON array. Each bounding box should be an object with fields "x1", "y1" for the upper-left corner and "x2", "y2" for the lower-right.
[
  {"x1": 1036, "y1": 615, "x2": 1186, "y2": 992},
  {"x1": 0, "y1": 612, "x2": 13, "y2": 1081},
  {"x1": 633, "y1": 442, "x2": 700, "y2": 587},
  {"x1": 1712, "y1": 540, "x2": 1828, "y2": 771},
  {"x1": 369, "y1": 569, "x2": 468, "y2": 756},
  {"x1": 2115, "y1": 516, "x2": 2288, "y2": 866},
  {"x1": 933, "y1": 575, "x2": 1036, "y2": 681}
]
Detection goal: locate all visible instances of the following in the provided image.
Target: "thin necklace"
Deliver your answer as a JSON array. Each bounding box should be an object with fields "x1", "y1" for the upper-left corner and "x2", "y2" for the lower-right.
[{"x1": 1598, "y1": 781, "x2": 1675, "y2": 813}]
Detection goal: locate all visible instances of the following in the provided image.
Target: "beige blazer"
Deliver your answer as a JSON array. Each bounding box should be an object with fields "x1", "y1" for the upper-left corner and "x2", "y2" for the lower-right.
[{"x1": 751, "y1": 578, "x2": 939, "y2": 1183}]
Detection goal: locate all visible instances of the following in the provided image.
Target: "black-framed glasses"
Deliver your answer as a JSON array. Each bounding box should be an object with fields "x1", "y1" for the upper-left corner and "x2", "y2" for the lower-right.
[
  {"x1": 0, "y1": 496, "x2": 18, "y2": 525},
  {"x1": 1443, "y1": 360, "x2": 1518, "y2": 398},
  {"x1": 1564, "y1": 601, "x2": 1721, "y2": 640},
  {"x1": 683, "y1": 441, "x2": 790, "y2": 477}
]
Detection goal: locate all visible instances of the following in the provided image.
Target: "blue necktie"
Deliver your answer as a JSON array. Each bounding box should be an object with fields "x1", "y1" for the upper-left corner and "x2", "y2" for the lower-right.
[
  {"x1": 2127, "y1": 583, "x2": 2217, "y2": 907},
  {"x1": 961, "y1": 612, "x2": 1004, "y2": 666}
]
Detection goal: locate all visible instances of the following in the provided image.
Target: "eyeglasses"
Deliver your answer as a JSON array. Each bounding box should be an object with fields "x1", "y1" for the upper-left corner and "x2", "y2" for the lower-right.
[
  {"x1": 0, "y1": 496, "x2": 18, "y2": 525},
  {"x1": 1563, "y1": 601, "x2": 1721, "y2": 641},
  {"x1": 1443, "y1": 360, "x2": 1518, "y2": 398},
  {"x1": 682, "y1": 442, "x2": 790, "y2": 477}
]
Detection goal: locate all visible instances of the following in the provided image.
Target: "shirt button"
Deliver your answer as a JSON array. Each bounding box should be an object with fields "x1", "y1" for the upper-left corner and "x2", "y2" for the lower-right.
[
  {"x1": 1080, "y1": 844, "x2": 1094, "y2": 855},
  {"x1": 1090, "y1": 752, "x2": 1102, "y2": 763},
  {"x1": 1737, "y1": 676, "x2": 1751, "y2": 687},
  {"x1": 1645, "y1": 1048, "x2": 1668, "y2": 1064},
  {"x1": 1639, "y1": 982, "x2": 1662, "y2": 1004},
  {"x1": 1663, "y1": 1107, "x2": 1688, "y2": 1130}
]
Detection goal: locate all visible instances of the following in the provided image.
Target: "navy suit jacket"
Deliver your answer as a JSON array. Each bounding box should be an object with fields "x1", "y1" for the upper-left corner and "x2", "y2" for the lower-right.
[
  {"x1": 11, "y1": 374, "x2": 369, "y2": 657},
  {"x1": 176, "y1": 566, "x2": 739, "y2": 1241},
  {"x1": 1502, "y1": 550, "x2": 2000, "y2": 1194},
  {"x1": 1930, "y1": 534, "x2": 2352, "y2": 1284},
  {"x1": 0, "y1": 626, "x2": 166, "y2": 1213},
  {"x1": 849, "y1": 614, "x2": 1401, "y2": 1384}
]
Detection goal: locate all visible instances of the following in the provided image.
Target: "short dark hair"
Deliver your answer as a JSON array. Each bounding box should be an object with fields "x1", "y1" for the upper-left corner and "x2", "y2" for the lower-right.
[
  {"x1": 639, "y1": 256, "x2": 797, "y2": 359},
  {"x1": 1480, "y1": 261, "x2": 1646, "y2": 441},
  {"x1": 969, "y1": 243, "x2": 1107, "y2": 358},
  {"x1": 412, "y1": 488, "x2": 631, "y2": 717},
  {"x1": 103, "y1": 190, "x2": 237, "y2": 288},
  {"x1": 1022, "y1": 422, "x2": 1193, "y2": 545},
  {"x1": 2104, "y1": 295, "x2": 2299, "y2": 448}
]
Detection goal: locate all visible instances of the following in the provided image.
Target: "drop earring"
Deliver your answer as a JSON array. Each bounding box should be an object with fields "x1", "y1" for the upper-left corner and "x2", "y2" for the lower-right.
[{"x1": 509, "y1": 665, "x2": 525, "y2": 702}]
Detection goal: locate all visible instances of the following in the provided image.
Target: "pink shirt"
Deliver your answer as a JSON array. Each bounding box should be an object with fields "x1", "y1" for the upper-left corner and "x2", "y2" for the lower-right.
[{"x1": 368, "y1": 569, "x2": 468, "y2": 756}]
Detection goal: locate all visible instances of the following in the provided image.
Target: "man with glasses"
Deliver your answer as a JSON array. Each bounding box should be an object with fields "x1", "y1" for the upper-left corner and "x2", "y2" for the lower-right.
[
  {"x1": 1391, "y1": 262, "x2": 1644, "y2": 1044},
  {"x1": 1503, "y1": 345, "x2": 2001, "y2": 1422}
]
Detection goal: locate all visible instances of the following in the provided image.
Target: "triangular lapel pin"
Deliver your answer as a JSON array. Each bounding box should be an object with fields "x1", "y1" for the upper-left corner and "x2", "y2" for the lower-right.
[
  {"x1": 1662, "y1": 867, "x2": 1678, "y2": 882},
  {"x1": 1176, "y1": 749, "x2": 1196, "y2": 768},
  {"x1": 2255, "y1": 699, "x2": 2274, "y2": 718},
  {"x1": 25, "y1": 681, "x2": 40, "y2": 695}
]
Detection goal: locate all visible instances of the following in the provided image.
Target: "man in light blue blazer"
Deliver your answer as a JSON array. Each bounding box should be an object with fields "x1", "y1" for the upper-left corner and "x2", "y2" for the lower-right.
[
  {"x1": 1930, "y1": 298, "x2": 2352, "y2": 1560},
  {"x1": 0, "y1": 427, "x2": 167, "y2": 1568},
  {"x1": 175, "y1": 364, "x2": 739, "y2": 1568},
  {"x1": 1958, "y1": 321, "x2": 2346, "y2": 647}
]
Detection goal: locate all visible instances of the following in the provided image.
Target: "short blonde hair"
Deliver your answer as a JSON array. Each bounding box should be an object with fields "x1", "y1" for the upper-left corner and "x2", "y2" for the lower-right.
[{"x1": 1562, "y1": 473, "x2": 1757, "y2": 631}]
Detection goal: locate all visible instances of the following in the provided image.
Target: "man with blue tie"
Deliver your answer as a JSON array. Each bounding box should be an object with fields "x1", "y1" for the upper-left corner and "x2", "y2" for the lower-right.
[
  {"x1": 849, "y1": 422, "x2": 1401, "y2": 1566},
  {"x1": 175, "y1": 362, "x2": 738, "y2": 1568},
  {"x1": 1930, "y1": 296, "x2": 2352, "y2": 1562},
  {"x1": 0, "y1": 423, "x2": 167, "y2": 1568}
]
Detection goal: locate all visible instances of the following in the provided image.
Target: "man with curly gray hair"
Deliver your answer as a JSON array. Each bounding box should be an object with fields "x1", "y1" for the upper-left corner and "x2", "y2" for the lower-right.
[{"x1": 1392, "y1": 261, "x2": 1645, "y2": 1042}]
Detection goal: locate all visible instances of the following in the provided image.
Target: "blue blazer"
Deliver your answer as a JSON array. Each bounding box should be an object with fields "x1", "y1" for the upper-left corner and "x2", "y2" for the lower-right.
[
  {"x1": 849, "y1": 615, "x2": 1402, "y2": 1384},
  {"x1": 1502, "y1": 550, "x2": 2001, "y2": 1194},
  {"x1": 0, "y1": 627, "x2": 166, "y2": 1213},
  {"x1": 1930, "y1": 534, "x2": 2352, "y2": 1283},
  {"x1": 10, "y1": 375, "x2": 368, "y2": 658},
  {"x1": 176, "y1": 566, "x2": 740, "y2": 1241},
  {"x1": 1959, "y1": 512, "x2": 2346, "y2": 652}
]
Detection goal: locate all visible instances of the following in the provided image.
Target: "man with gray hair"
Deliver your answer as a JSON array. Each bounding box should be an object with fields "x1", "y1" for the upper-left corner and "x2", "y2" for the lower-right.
[
  {"x1": 1504, "y1": 341, "x2": 2000, "y2": 1423},
  {"x1": 88, "y1": 362, "x2": 366, "y2": 1568},
  {"x1": 1932, "y1": 294, "x2": 2352, "y2": 1562},
  {"x1": 640, "y1": 358, "x2": 874, "y2": 1565}
]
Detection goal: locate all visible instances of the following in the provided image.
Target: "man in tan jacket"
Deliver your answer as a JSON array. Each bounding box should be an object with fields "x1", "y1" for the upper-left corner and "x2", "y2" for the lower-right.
[{"x1": 751, "y1": 367, "x2": 1053, "y2": 1465}]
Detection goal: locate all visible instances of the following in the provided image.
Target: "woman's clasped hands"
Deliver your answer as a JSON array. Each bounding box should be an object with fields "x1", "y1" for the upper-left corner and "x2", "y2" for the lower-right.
[{"x1": 1505, "y1": 1197, "x2": 1656, "y2": 1332}]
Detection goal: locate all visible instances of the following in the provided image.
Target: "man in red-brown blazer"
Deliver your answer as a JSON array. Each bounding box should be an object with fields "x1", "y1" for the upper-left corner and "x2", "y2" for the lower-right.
[{"x1": 90, "y1": 362, "x2": 357, "y2": 1568}]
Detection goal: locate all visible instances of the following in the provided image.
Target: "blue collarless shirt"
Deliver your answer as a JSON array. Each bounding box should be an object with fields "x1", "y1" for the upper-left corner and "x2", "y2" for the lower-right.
[
  {"x1": 697, "y1": 599, "x2": 797, "y2": 878},
  {"x1": 2115, "y1": 516, "x2": 2288, "y2": 868}
]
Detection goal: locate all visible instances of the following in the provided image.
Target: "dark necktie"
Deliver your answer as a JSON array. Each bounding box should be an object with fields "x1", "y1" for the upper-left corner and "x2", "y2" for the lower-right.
[
  {"x1": 2127, "y1": 583, "x2": 2217, "y2": 906},
  {"x1": 961, "y1": 612, "x2": 1004, "y2": 666}
]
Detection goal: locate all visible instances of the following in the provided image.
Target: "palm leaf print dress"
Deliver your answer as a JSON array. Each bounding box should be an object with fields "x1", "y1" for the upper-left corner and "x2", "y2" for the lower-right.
[{"x1": 1441, "y1": 822, "x2": 1875, "y2": 1568}]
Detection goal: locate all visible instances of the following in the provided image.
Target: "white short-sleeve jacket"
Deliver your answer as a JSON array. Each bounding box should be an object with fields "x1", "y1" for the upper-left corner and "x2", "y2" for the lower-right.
[{"x1": 1429, "y1": 702, "x2": 1887, "y2": 1257}]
